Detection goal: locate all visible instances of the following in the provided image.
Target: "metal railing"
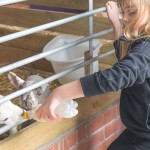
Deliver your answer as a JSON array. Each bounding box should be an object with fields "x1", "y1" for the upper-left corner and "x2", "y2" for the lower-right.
[{"x1": 0, "y1": 0, "x2": 115, "y2": 135}]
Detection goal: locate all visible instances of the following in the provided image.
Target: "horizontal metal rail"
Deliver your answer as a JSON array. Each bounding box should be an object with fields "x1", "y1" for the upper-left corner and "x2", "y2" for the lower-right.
[
  {"x1": 0, "y1": 0, "x2": 26, "y2": 6},
  {"x1": 0, "y1": 49, "x2": 115, "y2": 135},
  {"x1": 0, "y1": 49, "x2": 115, "y2": 105},
  {"x1": 0, "y1": 7, "x2": 106, "y2": 43},
  {"x1": 0, "y1": 28, "x2": 113, "y2": 74}
]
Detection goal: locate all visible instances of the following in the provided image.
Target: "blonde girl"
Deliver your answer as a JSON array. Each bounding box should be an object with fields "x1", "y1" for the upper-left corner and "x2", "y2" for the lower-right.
[{"x1": 37, "y1": 0, "x2": 150, "y2": 149}]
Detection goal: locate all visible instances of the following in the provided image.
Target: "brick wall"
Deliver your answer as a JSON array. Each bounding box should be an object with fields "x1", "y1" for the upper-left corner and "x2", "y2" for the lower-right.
[{"x1": 47, "y1": 103, "x2": 125, "y2": 150}]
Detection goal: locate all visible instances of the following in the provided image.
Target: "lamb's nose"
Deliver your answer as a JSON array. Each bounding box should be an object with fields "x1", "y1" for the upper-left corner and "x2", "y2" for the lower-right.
[
  {"x1": 27, "y1": 102, "x2": 32, "y2": 110},
  {"x1": 21, "y1": 101, "x2": 28, "y2": 110}
]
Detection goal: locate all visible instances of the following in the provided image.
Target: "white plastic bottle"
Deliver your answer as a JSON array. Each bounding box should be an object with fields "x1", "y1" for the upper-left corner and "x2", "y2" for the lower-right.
[
  {"x1": 23, "y1": 100, "x2": 78, "y2": 122},
  {"x1": 55, "y1": 100, "x2": 78, "y2": 118}
]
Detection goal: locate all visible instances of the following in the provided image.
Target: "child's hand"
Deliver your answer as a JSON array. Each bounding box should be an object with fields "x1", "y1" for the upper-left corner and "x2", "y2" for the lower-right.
[
  {"x1": 106, "y1": 1, "x2": 122, "y2": 39},
  {"x1": 36, "y1": 80, "x2": 84, "y2": 122},
  {"x1": 106, "y1": 1, "x2": 120, "y2": 25},
  {"x1": 36, "y1": 90, "x2": 61, "y2": 122}
]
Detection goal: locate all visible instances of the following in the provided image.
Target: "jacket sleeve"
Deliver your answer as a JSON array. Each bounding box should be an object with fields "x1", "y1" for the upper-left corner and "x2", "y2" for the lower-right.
[{"x1": 80, "y1": 41, "x2": 150, "y2": 97}]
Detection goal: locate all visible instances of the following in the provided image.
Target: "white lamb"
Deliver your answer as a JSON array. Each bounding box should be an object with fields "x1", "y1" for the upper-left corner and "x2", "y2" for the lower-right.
[
  {"x1": 8, "y1": 72, "x2": 50, "y2": 110},
  {"x1": 0, "y1": 95, "x2": 24, "y2": 134},
  {"x1": 0, "y1": 71, "x2": 50, "y2": 135}
]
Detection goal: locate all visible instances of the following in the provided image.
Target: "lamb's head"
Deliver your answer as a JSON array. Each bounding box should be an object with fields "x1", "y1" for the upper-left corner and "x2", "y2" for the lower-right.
[
  {"x1": 0, "y1": 95, "x2": 24, "y2": 125},
  {"x1": 8, "y1": 72, "x2": 50, "y2": 110}
]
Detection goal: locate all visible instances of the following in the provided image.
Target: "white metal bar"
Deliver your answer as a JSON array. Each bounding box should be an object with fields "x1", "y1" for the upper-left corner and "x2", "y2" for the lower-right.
[
  {"x1": 0, "y1": 0, "x2": 26, "y2": 6},
  {"x1": 0, "y1": 7, "x2": 106, "y2": 43},
  {"x1": 0, "y1": 49, "x2": 115, "y2": 105},
  {"x1": 0, "y1": 28, "x2": 113, "y2": 74},
  {"x1": 89, "y1": 0, "x2": 94, "y2": 74}
]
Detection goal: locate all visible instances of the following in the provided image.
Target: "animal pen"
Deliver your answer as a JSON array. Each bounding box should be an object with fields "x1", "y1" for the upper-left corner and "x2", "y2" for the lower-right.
[{"x1": 0, "y1": 0, "x2": 124, "y2": 150}]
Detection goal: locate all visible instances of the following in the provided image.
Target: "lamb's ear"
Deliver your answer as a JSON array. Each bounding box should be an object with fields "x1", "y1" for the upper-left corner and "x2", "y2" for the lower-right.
[{"x1": 8, "y1": 72, "x2": 25, "y2": 89}]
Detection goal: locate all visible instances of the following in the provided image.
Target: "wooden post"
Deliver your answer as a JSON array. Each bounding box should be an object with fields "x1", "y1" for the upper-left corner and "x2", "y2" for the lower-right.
[{"x1": 84, "y1": 51, "x2": 91, "y2": 75}]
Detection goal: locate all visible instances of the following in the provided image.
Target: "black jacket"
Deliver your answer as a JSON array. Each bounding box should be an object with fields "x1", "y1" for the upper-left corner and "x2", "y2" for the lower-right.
[{"x1": 80, "y1": 36, "x2": 150, "y2": 140}]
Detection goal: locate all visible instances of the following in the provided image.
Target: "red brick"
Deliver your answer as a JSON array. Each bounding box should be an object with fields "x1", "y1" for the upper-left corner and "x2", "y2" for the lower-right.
[
  {"x1": 48, "y1": 146, "x2": 54, "y2": 150},
  {"x1": 77, "y1": 130, "x2": 104, "y2": 150},
  {"x1": 95, "y1": 134, "x2": 118, "y2": 150},
  {"x1": 90, "y1": 106, "x2": 117, "y2": 133},
  {"x1": 89, "y1": 114, "x2": 105, "y2": 134},
  {"x1": 77, "y1": 124, "x2": 88, "y2": 142},
  {"x1": 60, "y1": 140, "x2": 66, "y2": 150},
  {"x1": 64, "y1": 131, "x2": 77, "y2": 149},
  {"x1": 63, "y1": 139, "x2": 70, "y2": 150},
  {"x1": 48, "y1": 143, "x2": 59, "y2": 150},
  {"x1": 103, "y1": 106, "x2": 117, "y2": 124},
  {"x1": 105, "y1": 119, "x2": 120, "y2": 138},
  {"x1": 53, "y1": 143, "x2": 59, "y2": 150},
  {"x1": 95, "y1": 142, "x2": 106, "y2": 150}
]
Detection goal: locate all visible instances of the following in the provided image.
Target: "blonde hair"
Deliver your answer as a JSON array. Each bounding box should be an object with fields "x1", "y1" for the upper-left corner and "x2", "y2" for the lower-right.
[{"x1": 117, "y1": 0, "x2": 150, "y2": 40}]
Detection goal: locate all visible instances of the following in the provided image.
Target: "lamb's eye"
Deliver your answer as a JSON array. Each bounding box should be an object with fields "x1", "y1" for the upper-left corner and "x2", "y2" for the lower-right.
[
  {"x1": 3, "y1": 118, "x2": 8, "y2": 121},
  {"x1": 37, "y1": 91, "x2": 41, "y2": 96}
]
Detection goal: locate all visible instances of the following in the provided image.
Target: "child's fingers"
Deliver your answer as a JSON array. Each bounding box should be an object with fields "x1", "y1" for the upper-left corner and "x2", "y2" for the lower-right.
[
  {"x1": 36, "y1": 107, "x2": 43, "y2": 119},
  {"x1": 106, "y1": 1, "x2": 117, "y2": 6},
  {"x1": 50, "y1": 107, "x2": 60, "y2": 119}
]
